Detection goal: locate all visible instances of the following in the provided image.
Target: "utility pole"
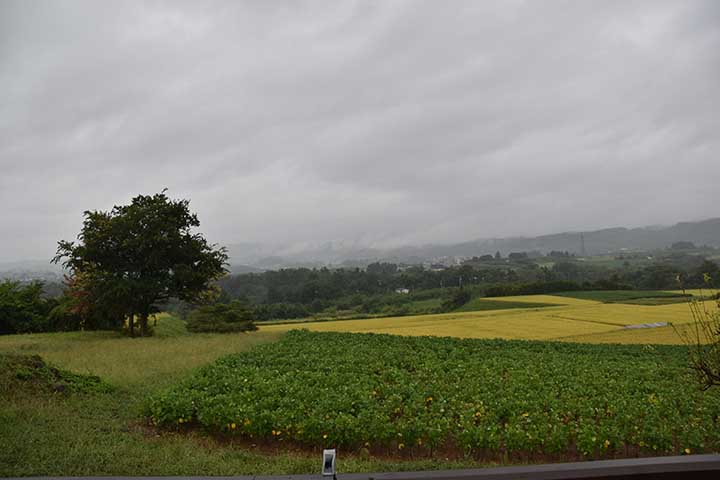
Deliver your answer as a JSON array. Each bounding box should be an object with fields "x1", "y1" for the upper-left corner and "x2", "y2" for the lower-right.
[{"x1": 580, "y1": 233, "x2": 586, "y2": 257}]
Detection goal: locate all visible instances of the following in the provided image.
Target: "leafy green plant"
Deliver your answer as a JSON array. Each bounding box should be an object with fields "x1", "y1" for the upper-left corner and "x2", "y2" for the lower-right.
[{"x1": 145, "y1": 330, "x2": 720, "y2": 459}]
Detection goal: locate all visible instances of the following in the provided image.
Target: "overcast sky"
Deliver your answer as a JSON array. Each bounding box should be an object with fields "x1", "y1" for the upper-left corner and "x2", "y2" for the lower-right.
[{"x1": 1, "y1": 0, "x2": 719, "y2": 261}]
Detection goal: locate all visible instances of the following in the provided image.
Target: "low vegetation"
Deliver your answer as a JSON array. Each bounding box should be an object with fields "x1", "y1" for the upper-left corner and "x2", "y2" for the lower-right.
[
  {"x1": 1, "y1": 353, "x2": 112, "y2": 395},
  {"x1": 186, "y1": 301, "x2": 258, "y2": 333},
  {"x1": 2, "y1": 290, "x2": 720, "y2": 475},
  {"x1": 0, "y1": 319, "x2": 493, "y2": 476},
  {"x1": 211, "y1": 256, "x2": 720, "y2": 322},
  {"x1": 552, "y1": 290, "x2": 689, "y2": 303},
  {"x1": 146, "y1": 330, "x2": 720, "y2": 461}
]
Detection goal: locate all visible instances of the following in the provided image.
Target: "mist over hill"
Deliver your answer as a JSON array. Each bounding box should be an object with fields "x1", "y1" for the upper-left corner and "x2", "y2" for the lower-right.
[
  {"x1": 3, "y1": 218, "x2": 718, "y2": 279},
  {"x1": 226, "y1": 218, "x2": 720, "y2": 269}
]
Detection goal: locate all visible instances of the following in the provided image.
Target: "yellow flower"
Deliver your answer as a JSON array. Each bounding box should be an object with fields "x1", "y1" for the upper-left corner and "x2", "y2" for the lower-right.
[
  {"x1": 230, "y1": 423, "x2": 236, "y2": 430},
  {"x1": 243, "y1": 418, "x2": 252, "y2": 426},
  {"x1": 521, "y1": 412, "x2": 529, "y2": 418},
  {"x1": 685, "y1": 448, "x2": 691, "y2": 454},
  {"x1": 323, "y1": 433, "x2": 328, "y2": 439},
  {"x1": 604, "y1": 439, "x2": 610, "y2": 449},
  {"x1": 398, "y1": 443, "x2": 405, "y2": 450},
  {"x1": 426, "y1": 396, "x2": 433, "y2": 402},
  {"x1": 178, "y1": 418, "x2": 184, "y2": 424}
]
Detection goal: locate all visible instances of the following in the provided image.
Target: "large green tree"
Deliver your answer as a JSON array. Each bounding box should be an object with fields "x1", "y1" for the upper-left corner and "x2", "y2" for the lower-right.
[{"x1": 53, "y1": 191, "x2": 228, "y2": 336}]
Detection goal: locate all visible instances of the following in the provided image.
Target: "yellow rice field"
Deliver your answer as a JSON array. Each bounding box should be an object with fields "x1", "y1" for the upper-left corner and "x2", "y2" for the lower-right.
[{"x1": 261, "y1": 294, "x2": 717, "y2": 345}]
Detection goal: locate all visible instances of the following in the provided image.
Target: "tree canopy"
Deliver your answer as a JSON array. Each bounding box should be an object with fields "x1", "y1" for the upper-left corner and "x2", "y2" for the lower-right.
[{"x1": 53, "y1": 191, "x2": 228, "y2": 336}]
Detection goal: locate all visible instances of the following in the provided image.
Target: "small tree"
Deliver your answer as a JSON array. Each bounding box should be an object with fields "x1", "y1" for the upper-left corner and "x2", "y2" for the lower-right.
[
  {"x1": 441, "y1": 288, "x2": 471, "y2": 311},
  {"x1": 53, "y1": 191, "x2": 228, "y2": 336},
  {"x1": 675, "y1": 274, "x2": 720, "y2": 389}
]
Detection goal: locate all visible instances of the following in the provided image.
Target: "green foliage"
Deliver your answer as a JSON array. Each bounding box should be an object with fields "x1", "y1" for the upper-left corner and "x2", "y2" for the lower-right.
[
  {"x1": 553, "y1": 290, "x2": 688, "y2": 303},
  {"x1": 215, "y1": 257, "x2": 720, "y2": 323},
  {"x1": 186, "y1": 301, "x2": 258, "y2": 333},
  {"x1": 0, "y1": 353, "x2": 112, "y2": 394},
  {"x1": 0, "y1": 281, "x2": 58, "y2": 335},
  {"x1": 46, "y1": 298, "x2": 82, "y2": 331},
  {"x1": 252, "y1": 302, "x2": 311, "y2": 321},
  {"x1": 453, "y1": 298, "x2": 554, "y2": 312},
  {"x1": 53, "y1": 191, "x2": 228, "y2": 336},
  {"x1": 440, "y1": 288, "x2": 471, "y2": 311},
  {"x1": 484, "y1": 281, "x2": 584, "y2": 297},
  {"x1": 146, "y1": 330, "x2": 720, "y2": 458}
]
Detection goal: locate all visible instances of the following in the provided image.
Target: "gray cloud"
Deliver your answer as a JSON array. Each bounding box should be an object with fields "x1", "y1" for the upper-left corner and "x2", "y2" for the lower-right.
[{"x1": 1, "y1": 0, "x2": 719, "y2": 261}]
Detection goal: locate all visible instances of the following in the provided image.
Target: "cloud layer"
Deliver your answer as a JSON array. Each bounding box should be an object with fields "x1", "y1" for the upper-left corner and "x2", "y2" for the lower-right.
[{"x1": 1, "y1": 0, "x2": 719, "y2": 260}]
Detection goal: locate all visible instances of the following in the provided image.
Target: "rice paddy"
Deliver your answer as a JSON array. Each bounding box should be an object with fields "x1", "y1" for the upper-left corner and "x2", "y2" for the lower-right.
[{"x1": 261, "y1": 293, "x2": 714, "y2": 344}]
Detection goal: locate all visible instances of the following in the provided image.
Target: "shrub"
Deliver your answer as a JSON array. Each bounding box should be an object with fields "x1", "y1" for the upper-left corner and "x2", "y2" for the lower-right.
[
  {"x1": 440, "y1": 288, "x2": 471, "y2": 311},
  {"x1": 676, "y1": 276, "x2": 720, "y2": 389},
  {"x1": 186, "y1": 301, "x2": 258, "y2": 333},
  {"x1": 0, "y1": 281, "x2": 54, "y2": 335}
]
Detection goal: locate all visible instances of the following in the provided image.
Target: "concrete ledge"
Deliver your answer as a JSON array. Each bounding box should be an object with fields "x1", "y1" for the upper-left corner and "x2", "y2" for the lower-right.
[{"x1": 9, "y1": 454, "x2": 720, "y2": 480}]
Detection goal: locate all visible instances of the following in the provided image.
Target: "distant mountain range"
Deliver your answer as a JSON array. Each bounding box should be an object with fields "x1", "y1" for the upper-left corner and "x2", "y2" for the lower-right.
[
  {"x1": 3, "y1": 218, "x2": 719, "y2": 279},
  {"x1": 226, "y1": 218, "x2": 720, "y2": 270}
]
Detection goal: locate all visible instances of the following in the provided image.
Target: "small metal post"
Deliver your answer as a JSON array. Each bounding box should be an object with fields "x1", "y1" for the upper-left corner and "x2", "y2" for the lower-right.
[{"x1": 322, "y1": 449, "x2": 336, "y2": 480}]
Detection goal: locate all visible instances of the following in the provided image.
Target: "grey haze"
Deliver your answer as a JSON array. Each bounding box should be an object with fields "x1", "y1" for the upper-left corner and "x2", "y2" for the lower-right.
[{"x1": 1, "y1": 0, "x2": 719, "y2": 262}]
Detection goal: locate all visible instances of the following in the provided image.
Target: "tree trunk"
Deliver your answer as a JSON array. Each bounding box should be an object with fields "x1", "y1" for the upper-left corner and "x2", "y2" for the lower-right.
[
  {"x1": 128, "y1": 314, "x2": 135, "y2": 337},
  {"x1": 139, "y1": 313, "x2": 149, "y2": 337}
]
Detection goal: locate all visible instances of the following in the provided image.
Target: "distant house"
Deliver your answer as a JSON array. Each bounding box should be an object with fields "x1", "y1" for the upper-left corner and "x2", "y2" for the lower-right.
[{"x1": 395, "y1": 288, "x2": 410, "y2": 294}]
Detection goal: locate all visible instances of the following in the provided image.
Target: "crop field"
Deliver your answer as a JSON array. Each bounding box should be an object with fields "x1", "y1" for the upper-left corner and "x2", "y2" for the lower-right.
[
  {"x1": 3, "y1": 322, "x2": 486, "y2": 476},
  {"x1": 262, "y1": 293, "x2": 712, "y2": 344},
  {"x1": 2, "y1": 292, "x2": 718, "y2": 475},
  {"x1": 147, "y1": 330, "x2": 720, "y2": 461}
]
